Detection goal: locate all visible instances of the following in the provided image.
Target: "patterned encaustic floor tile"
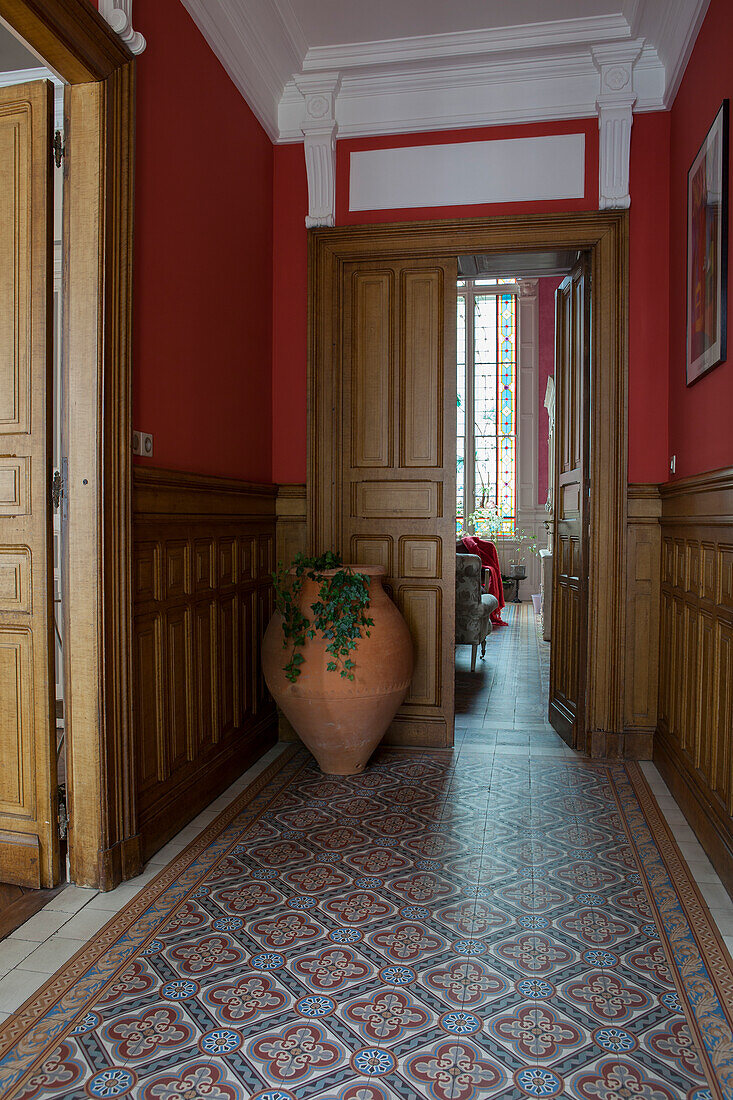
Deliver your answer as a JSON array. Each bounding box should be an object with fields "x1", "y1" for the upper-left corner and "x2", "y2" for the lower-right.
[{"x1": 1, "y1": 610, "x2": 733, "y2": 1098}]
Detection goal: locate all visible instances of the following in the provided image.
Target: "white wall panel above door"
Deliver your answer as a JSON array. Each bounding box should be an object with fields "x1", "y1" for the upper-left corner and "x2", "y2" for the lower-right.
[{"x1": 348, "y1": 133, "x2": 586, "y2": 212}]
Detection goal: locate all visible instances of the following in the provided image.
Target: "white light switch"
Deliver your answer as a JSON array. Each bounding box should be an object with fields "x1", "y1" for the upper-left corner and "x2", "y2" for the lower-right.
[{"x1": 132, "y1": 431, "x2": 154, "y2": 457}]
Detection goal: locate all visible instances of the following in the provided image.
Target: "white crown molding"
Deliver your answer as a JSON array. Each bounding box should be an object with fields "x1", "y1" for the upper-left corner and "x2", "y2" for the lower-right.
[
  {"x1": 180, "y1": 0, "x2": 306, "y2": 141},
  {"x1": 99, "y1": 0, "x2": 146, "y2": 55},
  {"x1": 657, "y1": 0, "x2": 711, "y2": 107},
  {"x1": 179, "y1": 1, "x2": 709, "y2": 147},
  {"x1": 295, "y1": 73, "x2": 341, "y2": 227},
  {"x1": 300, "y1": 14, "x2": 634, "y2": 73},
  {"x1": 0, "y1": 65, "x2": 49, "y2": 85},
  {"x1": 278, "y1": 44, "x2": 664, "y2": 144}
]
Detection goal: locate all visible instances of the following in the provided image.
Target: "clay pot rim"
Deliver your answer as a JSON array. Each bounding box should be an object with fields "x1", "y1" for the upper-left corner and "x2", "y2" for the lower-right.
[{"x1": 289, "y1": 564, "x2": 386, "y2": 578}]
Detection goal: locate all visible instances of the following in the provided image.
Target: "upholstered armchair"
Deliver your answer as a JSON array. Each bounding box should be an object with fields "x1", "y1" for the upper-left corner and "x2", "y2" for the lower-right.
[{"x1": 455, "y1": 553, "x2": 499, "y2": 671}]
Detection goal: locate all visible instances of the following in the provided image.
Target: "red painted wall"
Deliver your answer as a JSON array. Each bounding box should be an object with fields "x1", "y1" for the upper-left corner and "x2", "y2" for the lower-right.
[
  {"x1": 272, "y1": 115, "x2": 670, "y2": 486},
  {"x1": 132, "y1": 0, "x2": 274, "y2": 481},
  {"x1": 667, "y1": 0, "x2": 733, "y2": 480},
  {"x1": 335, "y1": 119, "x2": 599, "y2": 225},
  {"x1": 628, "y1": 112, "x2": 671, "y2": 484}
]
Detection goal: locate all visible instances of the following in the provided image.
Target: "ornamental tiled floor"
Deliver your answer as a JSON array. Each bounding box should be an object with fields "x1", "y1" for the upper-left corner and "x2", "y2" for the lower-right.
[{"x1": 2, "y1": 605, "x2": 733, "y2": 1099}]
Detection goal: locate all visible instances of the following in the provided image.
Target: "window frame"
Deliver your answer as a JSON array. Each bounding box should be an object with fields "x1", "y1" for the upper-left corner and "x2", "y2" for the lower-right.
[{"x1": 457, "y1": 277, "x2": 521, "y2": 537}]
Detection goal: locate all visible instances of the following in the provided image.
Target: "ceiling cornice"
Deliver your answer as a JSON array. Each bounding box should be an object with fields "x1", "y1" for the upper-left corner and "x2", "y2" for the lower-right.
[
  {"x1": 179, "y1": 0, "x2": 306, "y2": 140},
  {"x1": 181, "y1": 1, "x2": 710, "y2": 146},
  {"x1": 278, "y1": 43, "x2": 665, "y2": 144},
  {"x1": 654, "y1": 0, "x2": 711, "y2": 106},
  {"x1": 300, "y1": 14, "x2": 634, "y2": 73}
]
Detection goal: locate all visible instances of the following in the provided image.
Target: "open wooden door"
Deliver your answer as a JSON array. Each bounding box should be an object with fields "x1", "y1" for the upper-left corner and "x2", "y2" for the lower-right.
[
  {"x1": 549, "y1": 256, "x2": 591, "y2": 749},
  {"x1": 0, "y1": 81, "x2": 59, "y2": 887},
  {"x1": 341, "y1": 258, "x2": 457, "y2": 746}
]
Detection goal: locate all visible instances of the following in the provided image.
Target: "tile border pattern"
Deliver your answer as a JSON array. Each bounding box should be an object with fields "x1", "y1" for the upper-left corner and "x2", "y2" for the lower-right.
[
  {"x1": 0, "y1": 746, "x2": 301, "y2": 1095},
  {"x1": 622, "y1": 764, "x2": 733, "y2": 1098}
]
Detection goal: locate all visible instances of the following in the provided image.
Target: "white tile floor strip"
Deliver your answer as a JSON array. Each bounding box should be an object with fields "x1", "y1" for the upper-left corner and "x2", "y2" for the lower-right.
[{"x1": 0, "y1": 744, "x2": 286, "y2": 1015}]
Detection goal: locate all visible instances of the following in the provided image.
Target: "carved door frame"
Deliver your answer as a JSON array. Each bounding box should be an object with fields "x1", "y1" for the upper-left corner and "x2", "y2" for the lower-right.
[
  {"x1": 308, "y1": 211, "x2": 629, "y2": 750},
  {"x1": 2, "y1": 1, "x2": 136, "y2": 887}
]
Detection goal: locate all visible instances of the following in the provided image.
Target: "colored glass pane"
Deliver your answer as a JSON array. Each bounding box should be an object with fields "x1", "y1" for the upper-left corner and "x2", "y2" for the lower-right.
[{"x1": 457, "y1": 283, "x2": 517, "y2": 537}]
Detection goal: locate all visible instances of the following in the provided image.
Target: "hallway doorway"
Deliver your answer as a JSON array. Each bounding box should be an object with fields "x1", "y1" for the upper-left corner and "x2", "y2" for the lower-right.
[
  {"x1": 309, "y1": 212, "x2": 627, "y2": 754},
  {"x1": 452, "y1": 252, "x2": 588, "y2": 751},
  {"x1": 0, "y1": 0, "x2": 136, "y2": 894}
]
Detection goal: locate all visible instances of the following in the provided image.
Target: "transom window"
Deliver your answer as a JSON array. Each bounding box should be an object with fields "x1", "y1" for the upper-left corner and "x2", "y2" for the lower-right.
[{"x1": 456, "y1": 278, "x2": 519, "y2": 536}]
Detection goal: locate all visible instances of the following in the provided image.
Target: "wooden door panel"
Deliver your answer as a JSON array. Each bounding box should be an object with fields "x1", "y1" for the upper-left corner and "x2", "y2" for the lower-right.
[
  {"x1": 351, "y1": 271, "x2": 393, "y2": 469},
  {"x1": 0, "y1": 82, "x2": 57, "y2": 887},
  {"x1": 400, "y1": 270, "x2": 443, "y2": 468},
  {"x1": 342, "y1": 258, "x2": 456, "y2": 746},
  {"x1": 550, "y1": 258, "x2": 590, "y2": 748}
]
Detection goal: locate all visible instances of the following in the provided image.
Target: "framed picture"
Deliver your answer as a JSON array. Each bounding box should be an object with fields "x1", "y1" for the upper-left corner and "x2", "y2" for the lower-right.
[{"x1": 687, "y1": 100, "x2": 729, "y2": 385}]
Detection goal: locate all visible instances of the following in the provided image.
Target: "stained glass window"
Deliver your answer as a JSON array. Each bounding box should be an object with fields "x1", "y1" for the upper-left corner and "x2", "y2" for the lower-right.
[{"x1": 456, "y1": 280, "x2": 518, "y2": 536}]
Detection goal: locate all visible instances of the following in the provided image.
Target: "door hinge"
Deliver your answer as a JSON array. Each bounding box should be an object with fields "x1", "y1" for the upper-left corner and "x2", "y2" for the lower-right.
[
  {"x1": 57, "y1": 784, "x2": 68, "y2": 840},
  {"x1": 51, "y1": 468, "x2": 64, "y2": 510},
  {"x1": 53, "y1": 129, "x2": 65, "y2": 169}
]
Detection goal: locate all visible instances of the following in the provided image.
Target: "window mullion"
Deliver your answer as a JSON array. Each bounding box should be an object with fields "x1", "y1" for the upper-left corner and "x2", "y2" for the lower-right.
[{"x1": 466, "y1": 289, "x2": 475, "y2": 529}]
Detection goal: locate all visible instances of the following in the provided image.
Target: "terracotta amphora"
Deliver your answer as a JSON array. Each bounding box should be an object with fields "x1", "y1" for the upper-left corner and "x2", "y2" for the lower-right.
[{"x1": 262, "y1": 566, "x2": 414, "y2": 774}]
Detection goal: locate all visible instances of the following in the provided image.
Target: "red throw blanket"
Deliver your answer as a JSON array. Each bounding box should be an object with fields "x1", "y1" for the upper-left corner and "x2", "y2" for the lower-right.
[{"x1": 460, "y1": 536, "x2": 506, "y2": 626}]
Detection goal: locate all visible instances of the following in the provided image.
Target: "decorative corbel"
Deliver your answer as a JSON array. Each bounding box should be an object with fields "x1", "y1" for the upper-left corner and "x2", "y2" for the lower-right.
[
  {"x1": 99, "y1": 0, "x2": 146, "y2": 56},
  {"x1": 294, "y1": 73, "x2": 341, "y2": 228},
  {"x1": 591, "y1": 40, "x2": 644, "y2": 209}
]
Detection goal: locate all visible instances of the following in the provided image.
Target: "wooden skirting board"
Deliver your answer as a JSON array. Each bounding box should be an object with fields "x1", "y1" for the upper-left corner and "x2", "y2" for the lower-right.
[
  {"x1": 654, "y1": 466, "x2": 733, "y2": 898},
  {"x1": 132, "y1": 467, "x2": 279, "y2": 862}
]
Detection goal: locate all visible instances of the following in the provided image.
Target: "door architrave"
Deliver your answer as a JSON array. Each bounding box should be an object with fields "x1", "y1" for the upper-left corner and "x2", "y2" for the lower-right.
[
  {"x1": 1, "y1": 0, "x2": 137, "y2": 887},
  {"x1": 308, "y1": 211, "x2": 629, "y2": 751}
]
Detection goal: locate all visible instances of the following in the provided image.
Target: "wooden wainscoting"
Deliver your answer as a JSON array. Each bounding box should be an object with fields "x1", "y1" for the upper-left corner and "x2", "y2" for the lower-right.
[
  {"x1": 620, "y1": 484, "x2": 662, "y2": 757},
  {"x1": 655, "y1": 467, "x2": 733, "y2": 896},
  {"x1": 132, "y1": 468, "x2": 278, "y2": 861},
  {"x1": 276, "y1": 485, "x2": 307, "y2": 568}
]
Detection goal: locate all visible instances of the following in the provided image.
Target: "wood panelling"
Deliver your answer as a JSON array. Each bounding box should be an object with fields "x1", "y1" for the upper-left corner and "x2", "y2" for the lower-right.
[
  {"x1": 133, "y1": 468, "x2": 278, "y2": 861},
  {"x1": 275, "y1": 485, "x2": 307, "y2": 570},
  {"x1": 309, "y1": 212, "x2": 629, "y2": 750},
  {"x1": 655, "y1": 467, "x2": 733, "y2": 898},
  {"x1": 622, "y1": 484, "x2": 661, "y2": 755}
]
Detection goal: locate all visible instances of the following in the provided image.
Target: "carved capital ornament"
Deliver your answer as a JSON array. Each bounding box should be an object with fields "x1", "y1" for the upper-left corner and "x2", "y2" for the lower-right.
[{"x1": 99, "y1": 0, "x2": 146, "y2": 55}]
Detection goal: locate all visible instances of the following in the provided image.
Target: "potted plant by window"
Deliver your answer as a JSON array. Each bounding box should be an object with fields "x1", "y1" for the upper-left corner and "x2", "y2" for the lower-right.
[{"x1": 262, "y1": 553, "x2": 414, "y2": 775}]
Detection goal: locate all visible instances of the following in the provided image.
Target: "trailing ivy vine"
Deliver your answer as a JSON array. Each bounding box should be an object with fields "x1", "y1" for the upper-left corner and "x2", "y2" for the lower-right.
[{"x1": 272, "y1": 552, "x2": 374, "y2": 683}]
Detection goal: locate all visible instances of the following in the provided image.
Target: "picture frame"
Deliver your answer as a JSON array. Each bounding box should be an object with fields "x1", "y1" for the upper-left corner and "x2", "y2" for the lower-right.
[{"x1": 687, "y1": 99, "x2": 729, "y2": 385}]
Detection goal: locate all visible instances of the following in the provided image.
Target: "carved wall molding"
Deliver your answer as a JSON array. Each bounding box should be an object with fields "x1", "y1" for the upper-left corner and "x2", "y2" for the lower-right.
[
  {"x1": 99, "y1": 0, "x2": 146, "y2": 56},
  {"x1": 294, "y1": 72, "x2": 341, "y2": 227},
  {"x1": 592, "y1": 40, "x2": 644, "y2": 210}
]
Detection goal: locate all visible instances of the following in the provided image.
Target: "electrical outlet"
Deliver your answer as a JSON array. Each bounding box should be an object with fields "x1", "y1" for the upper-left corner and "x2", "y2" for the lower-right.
[
  {"x1": 670, "y1": 454, "x2": 676, "y2": 474},
  {"x1": 132, "y1": 430, "x2": 154, "y2": 457}
]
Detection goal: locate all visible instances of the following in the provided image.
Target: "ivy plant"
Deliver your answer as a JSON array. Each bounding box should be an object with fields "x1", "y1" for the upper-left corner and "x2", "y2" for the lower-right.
[{"x1": 272, "y1": 552, "x2": 374, "y2": 684}]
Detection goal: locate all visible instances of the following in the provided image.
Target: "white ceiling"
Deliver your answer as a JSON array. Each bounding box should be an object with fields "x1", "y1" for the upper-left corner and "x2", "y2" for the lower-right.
[
  {"x1": 0, "y1": 21, "x2": 42, "y2": 72},
  {"x1": 180, "y1": 0, "x2": 711, "y2": 143},
  {"x1": 286, "y1": 1, "x2": 621, "y2": 47}
]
